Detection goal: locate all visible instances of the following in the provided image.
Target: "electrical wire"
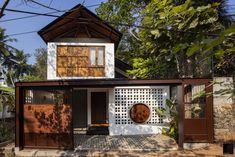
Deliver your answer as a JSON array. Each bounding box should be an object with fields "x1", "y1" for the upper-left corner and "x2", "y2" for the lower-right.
[
  {"x1": 2, "y1": 5, "x2": 235, "y2": 38},
  {"x1": 0, "y1": 3, "x2": 101, "y2": 23},
  {"x1": 29, "y1": 0, "x2": 61, "y2": 12},
  {"x1": 8, "y1": 30, "x2": 38, "y2": 36}
]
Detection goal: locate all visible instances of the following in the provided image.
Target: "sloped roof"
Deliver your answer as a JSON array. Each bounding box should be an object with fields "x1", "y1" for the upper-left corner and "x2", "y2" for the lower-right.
[{"x1": 38, "y1": 4, "x2": 122, "y2": 48}]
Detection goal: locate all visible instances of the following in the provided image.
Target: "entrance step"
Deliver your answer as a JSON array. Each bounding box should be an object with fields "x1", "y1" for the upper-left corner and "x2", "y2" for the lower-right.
[
  {"x1": 74, "y1": 128, "x2": 87, "y2": 134},
  {"x1": 86, "y1": 126, "x2": 109, "y2": 135}
]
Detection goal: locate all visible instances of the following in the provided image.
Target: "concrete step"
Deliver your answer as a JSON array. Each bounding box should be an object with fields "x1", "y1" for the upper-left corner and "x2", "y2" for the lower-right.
[{"x1": 86, "y1": 126, "x2": 109, "y2": 135}]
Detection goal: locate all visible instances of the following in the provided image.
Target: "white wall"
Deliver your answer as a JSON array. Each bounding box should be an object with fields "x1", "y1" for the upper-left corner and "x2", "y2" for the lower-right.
[
  {"x1": 47, "y1": 42, "x2": 115, "y2": 80},
  {"x1": 108, "y1": 86, "x2": 170, "y2": 135}
]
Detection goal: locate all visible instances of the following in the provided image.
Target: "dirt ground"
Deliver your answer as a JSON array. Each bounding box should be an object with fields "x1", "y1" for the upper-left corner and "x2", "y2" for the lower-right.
[
  {"x1": 77, "y1": 144, "x2": 234, "y2": 157},
  {"x1": 1, "y1": 143, "x2": 235, "y2": 157}
]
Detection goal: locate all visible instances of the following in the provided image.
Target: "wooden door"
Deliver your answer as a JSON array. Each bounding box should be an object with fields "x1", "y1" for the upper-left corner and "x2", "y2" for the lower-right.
[
  {"x1": 183, "y1": 79, "x2": 213, "y2": 142},
  {"x1": 73, "y1": 89, "x2": 87, "y2": 128},
  {"x1": 91, "y1": 92, "x2": 107, "y2": 124}
]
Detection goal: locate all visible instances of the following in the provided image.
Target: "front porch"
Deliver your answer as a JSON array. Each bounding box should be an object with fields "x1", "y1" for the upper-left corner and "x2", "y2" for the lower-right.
[{"x1": 15, "y1": 78, "x2": 214, "y2": 150}]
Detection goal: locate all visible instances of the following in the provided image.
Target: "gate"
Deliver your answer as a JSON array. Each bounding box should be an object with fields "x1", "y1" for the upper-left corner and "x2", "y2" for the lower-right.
[
  {"x1": 183, "y1": 79, "x2": 213, "y2": 142},
  {"x1": 23, "y1": 88, "x2": 73, "y2": 149}
]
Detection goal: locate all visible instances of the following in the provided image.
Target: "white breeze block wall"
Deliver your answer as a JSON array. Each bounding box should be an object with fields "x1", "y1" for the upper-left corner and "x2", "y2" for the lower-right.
[
  {"x1": 109, "y1": 86, "x2": 170, "y2": 135},
  {"x1": 47, "y1": 42, "x2": 115, "y2": 80}
]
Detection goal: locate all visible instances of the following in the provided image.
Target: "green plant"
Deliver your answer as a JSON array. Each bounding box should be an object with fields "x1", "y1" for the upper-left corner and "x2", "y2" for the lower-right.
[
  {"x1": 156, "y1": 99, "x2": 178, "y2": 142},
  {"x1": 0, "y1": 86, "x2": 15, "y2": 117},
  {"x1": 0, "y1": 121, "x2": 14, "y2": 143}
]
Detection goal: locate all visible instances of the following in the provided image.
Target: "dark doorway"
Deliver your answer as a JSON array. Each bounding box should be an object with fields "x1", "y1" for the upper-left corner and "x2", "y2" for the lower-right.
[
  {"x1": 73, "y1": 89, "x2": 87, "y2": 128},
  {"x1": 91, "y1": 92, "x2": 107, "y2": 124}
]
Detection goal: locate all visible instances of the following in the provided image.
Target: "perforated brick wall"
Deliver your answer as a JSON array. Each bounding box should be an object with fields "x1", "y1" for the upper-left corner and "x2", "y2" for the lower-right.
[
  {"x1": 109, "y1": 86, "x2": 170, "y2": 135},
  {"x1": 114, "y1": 87, "x2": 164, "y2": 125}
]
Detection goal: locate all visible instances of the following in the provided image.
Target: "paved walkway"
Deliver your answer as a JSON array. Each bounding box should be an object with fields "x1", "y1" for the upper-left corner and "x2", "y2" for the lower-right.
[
  {"x1": 13, "y1": 143, "x2": 234, "y2": 157},
  {"x1": 74, "y1": 134, "x2": 178, "y2": 151}
]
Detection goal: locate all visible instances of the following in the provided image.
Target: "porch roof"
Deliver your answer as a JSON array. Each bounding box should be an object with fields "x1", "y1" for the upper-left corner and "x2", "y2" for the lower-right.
[{"x1": 15, "y1": 78, "x2": 211, "y2": 87}]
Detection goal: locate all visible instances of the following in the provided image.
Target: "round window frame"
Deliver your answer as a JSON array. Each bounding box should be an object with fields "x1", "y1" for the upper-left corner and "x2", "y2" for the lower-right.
[{"x1": 129, "y1": 103, "x2": 151, "y2": 124}]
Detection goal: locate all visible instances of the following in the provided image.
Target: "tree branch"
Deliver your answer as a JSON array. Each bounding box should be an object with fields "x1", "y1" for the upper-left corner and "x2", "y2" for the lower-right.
[{"x1": 0, "y1": 0, "x2": 10, "y2": 18}]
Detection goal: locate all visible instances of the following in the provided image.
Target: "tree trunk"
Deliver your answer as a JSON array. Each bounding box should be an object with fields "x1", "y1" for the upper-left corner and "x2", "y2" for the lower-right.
[{"x1": 0, "y1": 0, "x2": 10, "y2": 18}]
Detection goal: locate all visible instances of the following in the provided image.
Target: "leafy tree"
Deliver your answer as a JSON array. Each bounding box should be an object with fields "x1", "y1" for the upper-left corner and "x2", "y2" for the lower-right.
[
  {"x1": 96, "y1": 0, "x2": 150, "y2": 63},
  {"x1": 0, "y1": 86, "x2": 15, "y2": 143},
  {"x1": 0, "y1": 28, "x2": 17, "y2": 61},
  {"x1": 97, "y1": 0, "x2": 233, "y2": 78},
  {"x1": 20, "y1": 75, "x2": 41, "y2": 82},
  {"x1": 190, "y1": 24, "x2": 235, "y2": 76},
  {"x1": 5, "y1": 50, "x2": 34, "y2": 85},
  {"x1": 32, "y1": 48, "x2": 47, "y2": 80},
  {"x1": 130, "y1": 0, "x2": 225, "y2": 78},
  {"x1": 0, "y1": 28, "x2": 19, "y2": 86}
]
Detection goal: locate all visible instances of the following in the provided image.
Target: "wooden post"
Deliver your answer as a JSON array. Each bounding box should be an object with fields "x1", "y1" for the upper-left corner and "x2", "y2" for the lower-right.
[
  {"x1": 206, "y1": 80, "x2": 214, "y2": 142},
  {"x1": 15, "y1": 86, "x2": 24, "y2": 149},
  {"x1": 177, "y1": 85, "x2": 184, "y2": 149}
]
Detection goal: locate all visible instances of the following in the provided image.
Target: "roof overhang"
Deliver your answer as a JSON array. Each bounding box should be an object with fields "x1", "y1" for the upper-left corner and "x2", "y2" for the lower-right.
[
  {"x1": 15, "y1": 79, "x2": 184, "y2": 87},
  {"x1": 38, "y1": 4, "x2": 122, "y2": 49}
]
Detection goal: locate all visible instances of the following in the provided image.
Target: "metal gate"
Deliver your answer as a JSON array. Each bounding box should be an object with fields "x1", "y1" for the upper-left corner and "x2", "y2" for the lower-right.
[
  {"x1": 183, "y1": 79, "x2": 213, "y2": 142},
  {"x1": 23, "y1": 88, "x2": 73, "y2": 149}
]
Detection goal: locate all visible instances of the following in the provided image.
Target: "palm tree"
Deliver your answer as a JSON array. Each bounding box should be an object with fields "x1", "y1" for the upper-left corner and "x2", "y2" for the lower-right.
[{"x1": 0, "y1": 28, "x2": 18, "y2": 85}]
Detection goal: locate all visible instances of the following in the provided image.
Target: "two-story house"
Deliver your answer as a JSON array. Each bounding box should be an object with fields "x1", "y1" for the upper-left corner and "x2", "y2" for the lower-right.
[{"x1": 15, "y1": 4, "x2": 214, "y2": 150}]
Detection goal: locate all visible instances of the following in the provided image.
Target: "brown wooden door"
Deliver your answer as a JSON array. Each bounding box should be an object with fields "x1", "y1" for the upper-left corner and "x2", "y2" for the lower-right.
[
  {"x1": 73, "y1": 89, "x2": 87, "y2": 128},
  {"x1": 183, "y1": 79, "x2": 213, "y2": 142},
  {"x1": 91, "y1": 92, "x2": 107, "y2": 124}
]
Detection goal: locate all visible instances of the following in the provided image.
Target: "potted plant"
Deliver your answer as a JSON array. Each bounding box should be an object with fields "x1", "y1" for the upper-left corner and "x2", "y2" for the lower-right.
[{"x1": 223, "y1": 133, "x2": 234, "y2": 155}]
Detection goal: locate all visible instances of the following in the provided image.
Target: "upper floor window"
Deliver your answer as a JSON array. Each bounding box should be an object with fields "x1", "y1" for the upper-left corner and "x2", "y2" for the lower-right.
[
  {"x1": 89, "y1": 47, "x2": 104, "y2": 66},
  {"x1": 57, "y1": 46, "x2": 105, "y2": 77}
]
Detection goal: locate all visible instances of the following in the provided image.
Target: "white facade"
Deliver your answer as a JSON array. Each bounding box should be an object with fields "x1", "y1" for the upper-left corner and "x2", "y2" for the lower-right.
[
  {"x1": 47, "y1": 41, "x2": 115, "y2": 80},
  {"x1": 75, "y1": 86, "x2": 170, "y2": 135},
  {"x1": 108, "y1": 86, "x2": 170, "y2": 135}
]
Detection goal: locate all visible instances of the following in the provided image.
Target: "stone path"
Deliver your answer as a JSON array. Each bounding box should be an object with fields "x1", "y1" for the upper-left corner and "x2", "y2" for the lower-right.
[
  {"x1": 13, "y1": 143, "x2": 235, "y2": 157},
  {"x1": 74, "y1": 134, "x2": 178, "y2": 151}
]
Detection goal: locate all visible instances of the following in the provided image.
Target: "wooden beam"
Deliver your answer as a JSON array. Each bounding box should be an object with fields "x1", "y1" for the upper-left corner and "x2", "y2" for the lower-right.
[
  {"x1": 15, "y1": 86, "x2": 20, "y2": 148},
  {"x1": 86, "y1": 25, "x2": 111, "y2": 40},
  {"x1": 84, "y1": 24, "x2": 91, "y2": 38},
  {"x1": 15, "y1": 79, "x2": 183, "y2": 87},
  {"x1": 15, "y1": 86, "x2": 24, "y2": 150},
  {"x1": 206, "y1": 80, "x2": 214, "y2": 142},
  {"x1": 177, "y1": 85, "x2": 184, "y2": 149}
]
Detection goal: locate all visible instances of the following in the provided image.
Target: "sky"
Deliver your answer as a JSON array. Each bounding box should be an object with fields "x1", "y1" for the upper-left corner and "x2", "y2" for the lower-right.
[
  {"x1": 0, "y1": 0, "x2": 234, "y2": 64},
  {"x1": 0, "y1": 0, "x2": 107, "y2": 64}
]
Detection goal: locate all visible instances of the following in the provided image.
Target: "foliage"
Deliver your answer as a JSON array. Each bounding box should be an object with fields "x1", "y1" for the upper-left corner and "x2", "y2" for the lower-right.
[
  {"x1": 186, "y1": 24, "x2": 235, "y2": 76},
  {"x1": 127, "y1": 57, "x2": 177, "y2": 78},
  {"x1": 97, "y1": 0, "x2": 234, "y2": 78},
  {"x1": 96, "y1": 0, "x2": 150, "y2": 64},
  {"x1": 5, "y1": 50, "x2": 34, "y2": 85},
  {"x1": 135, "y1": 0, "x2": 224, "y2": 78},
  {"x1": 0, "y1": 28, "x2": 17, "y2": 58},
  {"x1": 0, "y1": 85, "x2": 15, "y2": 115},
  {"x1": 156, "y1": 99, "x2": 178, "y2": 142},
  {"x1": 0, "y1": 121, "x2": 14, "y2": 143},
  {"x1": 20, "y1": 75, "x2": 41, "y2": 82},
  {"x1": 0, "y1": 86, "x2": 15, "y2": 143},
  {"x1": 32, "y1": 48, "x2": 47, "y2": 80},
  {"x1": 0, "y1": 27, "x2": 34, "y2": 86},
  {"x1": 213, "y1": 80, "x2": 235, "y2": 98}
]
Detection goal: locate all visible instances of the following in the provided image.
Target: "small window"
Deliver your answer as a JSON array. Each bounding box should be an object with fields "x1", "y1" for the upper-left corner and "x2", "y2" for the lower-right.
[
  {"x1": 89, "y1": 48, "x2": 96, "y2": 66},
  {"x1": 97, "y1": 48, "x2": 104, "y2": 65},
  {"x1": 89, "y1": 47, "x2": 104, "y2": 66}
]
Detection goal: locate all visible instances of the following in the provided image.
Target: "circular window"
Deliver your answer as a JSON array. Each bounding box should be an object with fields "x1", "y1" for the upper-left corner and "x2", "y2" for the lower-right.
[{"x1": 129, "y1": 103, "x2": 150, "y2": 123}]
